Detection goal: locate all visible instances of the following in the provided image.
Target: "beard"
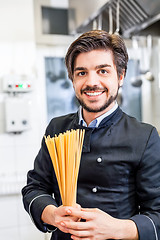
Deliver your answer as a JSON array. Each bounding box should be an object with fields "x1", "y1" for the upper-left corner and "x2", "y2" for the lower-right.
[{"x1": 76, "y1": 87, "x2": 119, "y2": 113}]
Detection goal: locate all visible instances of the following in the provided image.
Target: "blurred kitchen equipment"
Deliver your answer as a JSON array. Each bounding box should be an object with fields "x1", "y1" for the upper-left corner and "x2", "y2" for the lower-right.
[
  {"x1": 114, "y1": 0, "x2": 120, "y2": 34},
  {"x1": 109, "y1": 4, "x2": 113, "y2": 34},
  {"x1": 131, "y1": 71, "x2": 154, "y2": 87},
  {"x1": 3, "y1": 74, "x2": 33, "y2": 133},
  {"x1": 68, "y1": 0, "x2": 160, "y2": 37}
]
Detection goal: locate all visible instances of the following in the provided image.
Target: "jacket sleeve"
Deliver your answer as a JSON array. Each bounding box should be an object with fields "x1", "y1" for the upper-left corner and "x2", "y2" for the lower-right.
[
  {"x1": 22, "y1": 123, "x2": 60, "y2": 232},
  {"x1": 130, "y1": 127, "x2": 160, "y2": 240}
]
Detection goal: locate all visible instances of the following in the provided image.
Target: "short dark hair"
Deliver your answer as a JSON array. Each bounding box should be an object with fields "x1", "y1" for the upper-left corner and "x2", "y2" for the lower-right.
[{"x1": 65, "y1": 30, "x2": 128, "y2": 81}]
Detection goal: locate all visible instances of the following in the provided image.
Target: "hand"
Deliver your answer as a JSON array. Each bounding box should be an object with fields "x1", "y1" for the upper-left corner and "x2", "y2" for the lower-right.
[
  {"x1": 41, "y1": 204, "x2": 81, "y2": 233},
  {"x1": 61, "y1": 207, "x2": 116, "y2": 239},
  {"x1": 61, "y1": 208, "x2": 138, "y2": 240}
]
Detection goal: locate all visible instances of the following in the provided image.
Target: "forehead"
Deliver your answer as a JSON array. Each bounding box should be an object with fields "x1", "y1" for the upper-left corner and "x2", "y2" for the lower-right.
[{"x1": 74, "y1": 49, "x2": 115, "y2": 68}]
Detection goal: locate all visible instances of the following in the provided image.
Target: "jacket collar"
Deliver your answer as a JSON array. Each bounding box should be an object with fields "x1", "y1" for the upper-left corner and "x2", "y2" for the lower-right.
[
  {"x1": 78, "y1": 103, "x2": 119, "y2": 128},
  {"x1": 74, "y1": 107, "x2": 123, "y2": 129}
]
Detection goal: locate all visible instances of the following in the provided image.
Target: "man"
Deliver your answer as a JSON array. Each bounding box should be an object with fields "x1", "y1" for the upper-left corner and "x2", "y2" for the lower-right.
[{"x1": 22, "y1": 30, "x2": 160, "y2": 240}]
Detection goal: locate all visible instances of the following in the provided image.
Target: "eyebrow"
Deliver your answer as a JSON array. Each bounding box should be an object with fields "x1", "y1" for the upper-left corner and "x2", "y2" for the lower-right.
[
  {"x1": 74, "y1": 67, "x2": 87, "y2": 72},
  {"x1": 74, "y1": 64, "x2": 111, "y2": 72},
  {"x1": 95, "y1": 64, "x2": 111, "y2": 69}
]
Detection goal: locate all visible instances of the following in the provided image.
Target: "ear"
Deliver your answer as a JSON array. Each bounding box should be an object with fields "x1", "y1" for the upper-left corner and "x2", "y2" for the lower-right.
[{"x1": 119, "y1": 71, "x2": 125, "y2": 87}]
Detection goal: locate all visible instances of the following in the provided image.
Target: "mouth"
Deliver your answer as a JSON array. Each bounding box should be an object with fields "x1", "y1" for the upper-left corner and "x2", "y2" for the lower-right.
[
  {"x1": 81, "y1": 87, "x2": 107, "y2": 97},
  {"x1": 85, "y1": 91, "x2": 104, "y2": 96}
]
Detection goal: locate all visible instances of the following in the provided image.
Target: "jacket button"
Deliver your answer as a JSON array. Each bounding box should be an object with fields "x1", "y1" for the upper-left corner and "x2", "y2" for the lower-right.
[
  {"x1": 92, "y1": 187, "x2": 97, "y2": 193},
  {"x1": 97, "y1": 157, "x2": 102, "y2": 163}
]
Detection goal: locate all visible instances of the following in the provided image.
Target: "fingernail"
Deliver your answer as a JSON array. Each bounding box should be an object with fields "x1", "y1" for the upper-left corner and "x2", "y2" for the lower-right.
[
  {"x1": 61, "y1": 222, "x2": 65, "y2": 227},
  {"x1": 66, "y1": 209, "x2": 71, "y2": 214}
]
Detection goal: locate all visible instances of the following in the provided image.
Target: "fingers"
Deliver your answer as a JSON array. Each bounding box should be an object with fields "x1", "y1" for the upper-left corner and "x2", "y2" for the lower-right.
[
  {"x1": 81, "y1": 207, "x2": 99, "y2": 213},
  {"x1": 61, "y1": 220, "x2": 90, "y2": 230},
  {"x1": 57, "y1": 205, "x2": 80, "y2": 217},
  {"x1": 65, "y1": 208, "x2": 96, "y2": 221},
  {"x1": 71, "y1": 236, "x2": 90, "y2": 240},
  {"x1": 70, "y1": 230, "x2": 91, "y2": 239},
  {"x1": 56, "y1": 206, "x2": 98, "y2": 236},
  {"x1": 61, "y1": 221, "x2": 93, "y2": 240},
  {"x1": 58, "y1": 225, "x2": 69, "y2": 234},
  {"x1": 75, "y1": 203, "x2": 81, "y2": 209}
]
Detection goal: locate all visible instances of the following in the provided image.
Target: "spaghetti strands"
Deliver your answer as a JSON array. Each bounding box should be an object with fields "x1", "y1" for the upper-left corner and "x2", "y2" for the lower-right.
[{"x1": 45, "y1": 129, "x2": 85, "y2": 206}]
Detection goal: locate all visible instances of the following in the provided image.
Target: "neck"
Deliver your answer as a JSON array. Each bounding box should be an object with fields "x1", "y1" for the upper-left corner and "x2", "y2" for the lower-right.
[{"x1": 82, "y1": 102, "x2": 116, "y2": 126}]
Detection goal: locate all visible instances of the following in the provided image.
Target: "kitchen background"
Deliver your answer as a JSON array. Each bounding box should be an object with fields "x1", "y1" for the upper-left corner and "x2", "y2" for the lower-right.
[{"x1": 0, "y1": 0, "x2": 160, "y2": 239}]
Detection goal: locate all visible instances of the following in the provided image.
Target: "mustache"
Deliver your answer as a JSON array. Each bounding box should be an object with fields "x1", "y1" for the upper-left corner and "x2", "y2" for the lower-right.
[{"x1": 81, "y1": 86, "x2": 108, "y2": 94}]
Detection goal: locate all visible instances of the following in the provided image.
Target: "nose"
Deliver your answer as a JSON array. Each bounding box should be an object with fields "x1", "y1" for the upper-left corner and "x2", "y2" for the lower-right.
[{"x1": 85, "y1": 71, "x2": 100, "y2": 87}]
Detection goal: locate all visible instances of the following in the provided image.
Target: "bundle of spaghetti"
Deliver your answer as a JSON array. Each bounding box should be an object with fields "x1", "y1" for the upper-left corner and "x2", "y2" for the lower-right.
[{"x1": 45, "y1": 129, "x2": 85, "y2": 206}]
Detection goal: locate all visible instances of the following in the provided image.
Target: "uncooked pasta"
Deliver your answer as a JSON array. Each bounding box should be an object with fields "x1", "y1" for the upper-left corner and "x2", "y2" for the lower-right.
[{"x1": 45, "y1": 129, "x2": 85, "y2": 206}]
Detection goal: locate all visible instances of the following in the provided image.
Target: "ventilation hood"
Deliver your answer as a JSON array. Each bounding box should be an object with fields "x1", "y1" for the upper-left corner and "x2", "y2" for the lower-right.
[{"x1": 68, "y1": 0, "x2": 160, "y2": 38}]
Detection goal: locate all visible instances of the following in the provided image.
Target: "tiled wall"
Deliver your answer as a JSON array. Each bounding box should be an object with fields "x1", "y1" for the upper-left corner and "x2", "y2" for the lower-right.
[
  {"x1": 0, "y1": 1, "x2": 48, "y2": 239},
  {"x1": 0, "y1": 195, "x2": 50, "y2": 240},
  {"x1": 0, "y1": 1, "x2": 71, "y2": 239}
]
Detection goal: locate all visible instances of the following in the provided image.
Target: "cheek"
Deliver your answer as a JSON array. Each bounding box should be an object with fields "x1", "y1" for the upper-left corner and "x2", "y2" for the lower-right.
[
  {"x1": 106, "y1": 81, "x2": 119, "y2": 94},
  {"x1": 72, "y1": 83, "x2": 80, "y2": 97},
  {"x1": 73, "y1": 80, "x2": 83, "y2": 92}
]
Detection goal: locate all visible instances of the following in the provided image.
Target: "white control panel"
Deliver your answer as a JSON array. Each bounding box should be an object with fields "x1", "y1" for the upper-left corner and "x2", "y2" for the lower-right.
[
  {"x1": 3, "y1": 74, "x2": 32, "y2": 93},
  {"x1": 5, "y1": 96, "x2": 31, "y2": 133},
  {"x1": 3, "y1": 74, "x2": 33, "y2": 133}
]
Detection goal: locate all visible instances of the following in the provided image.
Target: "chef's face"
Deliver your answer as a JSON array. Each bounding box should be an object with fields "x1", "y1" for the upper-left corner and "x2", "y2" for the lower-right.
[{"x1": 72, "y1": 49, "x2": 124, "y2": 115}]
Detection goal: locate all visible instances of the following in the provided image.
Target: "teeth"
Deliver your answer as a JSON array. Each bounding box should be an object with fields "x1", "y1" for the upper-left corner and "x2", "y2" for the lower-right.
[{"x1": 86, "y1": 92, "x2": 102, "y2": 96}]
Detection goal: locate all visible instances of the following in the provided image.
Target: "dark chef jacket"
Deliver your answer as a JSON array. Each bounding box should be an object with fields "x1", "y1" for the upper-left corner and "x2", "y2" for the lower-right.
[{"x1": 22, "y1": 107, "x2": 160, "y2": 240}]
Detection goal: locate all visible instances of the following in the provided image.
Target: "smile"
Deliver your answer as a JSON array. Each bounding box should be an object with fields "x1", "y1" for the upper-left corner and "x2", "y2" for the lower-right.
[{"x1": 85, "y1": 91, "x2": 104, "y2": 96}]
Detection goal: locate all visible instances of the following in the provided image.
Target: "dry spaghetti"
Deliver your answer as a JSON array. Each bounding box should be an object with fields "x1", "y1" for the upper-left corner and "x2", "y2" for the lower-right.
[{"x1": 45, "y1": 129, "x2": 85, "y2": 206}]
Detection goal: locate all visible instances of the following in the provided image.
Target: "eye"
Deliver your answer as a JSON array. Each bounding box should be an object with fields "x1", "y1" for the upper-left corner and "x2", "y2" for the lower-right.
[
  {"x1": 99, "y1": 69, "x2": 107, "y2": 74},
  {"x1": 77, "y1": 71, "x2": 86, "y2": 76}
]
